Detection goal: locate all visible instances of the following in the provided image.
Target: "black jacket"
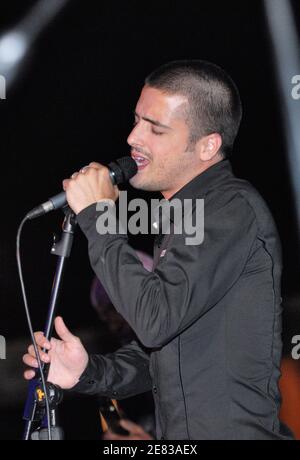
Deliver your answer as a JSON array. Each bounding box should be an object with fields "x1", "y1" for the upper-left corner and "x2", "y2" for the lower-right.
[{"x1": 73, "y1": 160, "x2": 294, "y2": 440}]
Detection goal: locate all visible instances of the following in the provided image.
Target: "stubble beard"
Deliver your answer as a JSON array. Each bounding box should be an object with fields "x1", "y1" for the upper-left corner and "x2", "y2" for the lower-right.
[{"x1": 129, "y1": 173, "x2": 167, "y2": 193}]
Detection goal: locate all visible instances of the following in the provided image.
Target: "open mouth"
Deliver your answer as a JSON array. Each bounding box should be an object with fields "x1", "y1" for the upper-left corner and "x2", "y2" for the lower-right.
[{"x1": 131, "y1": 153, "x2": 150, "y2": 170}]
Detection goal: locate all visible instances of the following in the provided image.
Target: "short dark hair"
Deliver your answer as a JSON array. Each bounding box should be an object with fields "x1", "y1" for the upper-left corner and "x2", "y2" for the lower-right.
[{"x1": 145, "y1": 60, "x2": 242, "y2": 158}]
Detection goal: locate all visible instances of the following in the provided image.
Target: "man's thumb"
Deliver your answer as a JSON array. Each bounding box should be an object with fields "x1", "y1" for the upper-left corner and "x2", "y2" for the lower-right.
[{"x1": 55, "y1": 316, "x2": 77, "y2": 342}]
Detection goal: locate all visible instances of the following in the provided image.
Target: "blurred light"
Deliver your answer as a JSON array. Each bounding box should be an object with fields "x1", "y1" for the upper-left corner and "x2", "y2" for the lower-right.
[
  {"x1": 0, "y1": 31, "x2": 28, "y2": 68},
  {"x1": 264, "y1": 0, "x2": 300, "y2": 236},
  {"x1": 0, "y1": 0, "x2": 71, "y2": 90}
]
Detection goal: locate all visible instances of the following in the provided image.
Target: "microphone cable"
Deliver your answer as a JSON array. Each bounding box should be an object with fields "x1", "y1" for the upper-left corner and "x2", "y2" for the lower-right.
[{"x1": 16, "y1": 215, "x2": 52, "y2": 441}]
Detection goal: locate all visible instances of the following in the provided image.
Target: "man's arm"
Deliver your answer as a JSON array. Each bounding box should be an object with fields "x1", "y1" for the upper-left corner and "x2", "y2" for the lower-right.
[
  {"x1": 23, "y1": 317, "x2": 152, "y2": 397},
  {"x1": 72, "y1": 340, "x2": 152, "y2": 399},
  {"x1": 77, "y1": 190, "x2": 257, "y2": 348}
]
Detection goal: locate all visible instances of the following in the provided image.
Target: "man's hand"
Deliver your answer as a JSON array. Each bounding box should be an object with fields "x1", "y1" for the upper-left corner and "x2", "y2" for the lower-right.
[
  {"x1": 62, "y1": 162, "x2": 119, "y2": 215},
  {"x1": 23, "y1": 316, "x2": 89, "y2": 389},
  {"x1": 102, "y1": 419, "x2": 154, "y2": 441}
]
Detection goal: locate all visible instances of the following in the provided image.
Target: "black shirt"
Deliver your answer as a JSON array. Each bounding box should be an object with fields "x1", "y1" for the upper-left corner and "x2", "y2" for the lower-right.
[{"x1": 73, "y1": 160, "x2": 294, "y2": 440}]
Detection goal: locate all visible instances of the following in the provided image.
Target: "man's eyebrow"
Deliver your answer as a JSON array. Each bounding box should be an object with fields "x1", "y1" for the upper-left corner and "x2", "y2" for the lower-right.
[{"x1": 134, "y1": 112, "x2": 172, "y2": 130}]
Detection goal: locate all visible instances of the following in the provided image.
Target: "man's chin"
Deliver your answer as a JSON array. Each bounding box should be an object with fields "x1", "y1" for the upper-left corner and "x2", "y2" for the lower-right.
[{"x1": 129, "y1": 175, "x2": 160, "y2": 192}]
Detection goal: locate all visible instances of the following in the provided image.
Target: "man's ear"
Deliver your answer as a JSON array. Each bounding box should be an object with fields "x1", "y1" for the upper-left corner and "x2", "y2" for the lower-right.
[{"x1": 197, "y1": 133, "x2": 223, "y2": 161}]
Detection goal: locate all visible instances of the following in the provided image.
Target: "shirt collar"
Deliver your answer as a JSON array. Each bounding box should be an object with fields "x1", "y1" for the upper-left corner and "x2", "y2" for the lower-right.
[
  {"x1": 152, "y1": 159, "x2": 233, "y2": 231},
  {"x1": 169, "y1": 159, "x2": 233, "y2": 202}
]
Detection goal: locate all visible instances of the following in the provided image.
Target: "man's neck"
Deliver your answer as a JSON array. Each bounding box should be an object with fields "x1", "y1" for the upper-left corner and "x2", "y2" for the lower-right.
[{"x1": 161, "y1": 157, "x2": 223, "y2": 200}]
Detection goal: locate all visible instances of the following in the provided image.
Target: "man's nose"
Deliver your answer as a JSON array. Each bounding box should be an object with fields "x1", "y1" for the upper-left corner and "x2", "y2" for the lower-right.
[{"x1": 127, "y1": 123, "x2": 144, "y2": 147}]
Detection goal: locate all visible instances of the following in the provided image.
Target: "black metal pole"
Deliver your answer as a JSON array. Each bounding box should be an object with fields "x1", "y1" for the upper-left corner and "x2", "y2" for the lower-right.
[{"x1": 23, "y1": 208, "x2": 77, "y2": 440}]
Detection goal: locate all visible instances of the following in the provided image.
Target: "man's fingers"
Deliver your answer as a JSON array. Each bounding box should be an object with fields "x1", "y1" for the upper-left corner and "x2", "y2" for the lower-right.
[
  {"x1": 33, "y1": 332, "x2": 51, "y2": 349},
  {"x1": 63, "y1": 178, "x2": 71, "y2": 191},
  {"x1": 24, "y1": 370, "x2": 36, "y2": 380},
  {"x1": 23, "y1": 354, "x2": 38, "y2": 368},
  {"x1": 54, "y1": 316, "x2": 78, "y2": 343},
  {"x1": 88, "y1": 162, "x2": 103, "y2": 170},
  {"x1": 23, "y1": 350, "x2": 50, "y2": 366},
  {"x1": 27, "y1": 345, "x2": 50, "y2": 363},
  {"x1": 28, "y1": 344, "x2": 37, "y2": 356}
]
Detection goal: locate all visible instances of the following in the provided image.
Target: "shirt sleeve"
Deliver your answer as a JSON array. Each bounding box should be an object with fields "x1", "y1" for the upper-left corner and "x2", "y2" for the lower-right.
[
  {"x1": 76, "y1": 190, "x2": 257, "y2": 348},
  {"x1": 71, "y1": 340, "x2": 152, "y2": 399}
]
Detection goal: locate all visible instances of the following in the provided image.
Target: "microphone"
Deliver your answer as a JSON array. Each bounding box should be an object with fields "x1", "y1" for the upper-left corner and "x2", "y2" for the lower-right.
[{"x1": 26, "y1": 156, "x2": 138, "y2": 220}]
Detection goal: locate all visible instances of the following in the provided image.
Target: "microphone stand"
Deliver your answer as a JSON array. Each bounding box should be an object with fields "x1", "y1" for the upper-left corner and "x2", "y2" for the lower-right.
[{"x1": 23, "y1": 207, "x2": 77, "y2": 440}]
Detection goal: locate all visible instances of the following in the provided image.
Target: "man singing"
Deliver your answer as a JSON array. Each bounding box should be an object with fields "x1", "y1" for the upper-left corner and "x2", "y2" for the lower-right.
[{"x1": 23, "y1": 60, "x2": 294, "y2": 440}]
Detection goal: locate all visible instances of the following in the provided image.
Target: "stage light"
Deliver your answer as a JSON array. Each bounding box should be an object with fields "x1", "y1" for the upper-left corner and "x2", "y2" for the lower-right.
[{"x1": 0, "y1": 31, "x2": 28, "y2": 68}]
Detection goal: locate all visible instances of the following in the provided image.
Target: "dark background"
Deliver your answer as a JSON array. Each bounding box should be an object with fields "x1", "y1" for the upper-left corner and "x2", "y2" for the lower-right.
[{"x1": 0, "y1": 0, "x2": 299, "y2": 439}]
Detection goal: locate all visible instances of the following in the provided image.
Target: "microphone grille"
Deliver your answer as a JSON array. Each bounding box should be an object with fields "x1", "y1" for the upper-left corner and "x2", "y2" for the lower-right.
[{"x1": 109, "y1": 156, "x2": 138, "y2": 184}]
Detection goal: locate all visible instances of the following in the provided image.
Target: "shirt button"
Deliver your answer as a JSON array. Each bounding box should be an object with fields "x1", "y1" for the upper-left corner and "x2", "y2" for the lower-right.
[
  {"x1": 153, "y1": 386, "x2": 157, "y2": 394},
  {"x1": 88, "y1": 380, "x2": 95, "y2": 385}
]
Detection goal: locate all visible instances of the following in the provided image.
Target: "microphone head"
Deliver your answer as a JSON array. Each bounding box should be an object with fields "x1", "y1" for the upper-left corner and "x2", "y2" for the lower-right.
[{"x1": 108, "y1": 156, "x2": 138, "y2": 185}]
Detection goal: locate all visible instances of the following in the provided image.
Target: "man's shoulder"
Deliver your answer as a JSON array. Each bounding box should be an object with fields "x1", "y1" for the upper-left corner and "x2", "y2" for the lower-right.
[
  {"x1": 199, "y1": 176, "x2": 255, "y2": 214},
  {"x1": 202, "y1": 176, "x2": 279, "y2": 239},
  {"x1": 204, "y1": 175, "x2": 269, "y2": 211}
]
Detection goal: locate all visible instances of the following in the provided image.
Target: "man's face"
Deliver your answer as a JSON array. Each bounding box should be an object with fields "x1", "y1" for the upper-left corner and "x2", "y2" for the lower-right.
[{"x1": 128, "y1": 86, "x2": 198, "y2": 198}]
